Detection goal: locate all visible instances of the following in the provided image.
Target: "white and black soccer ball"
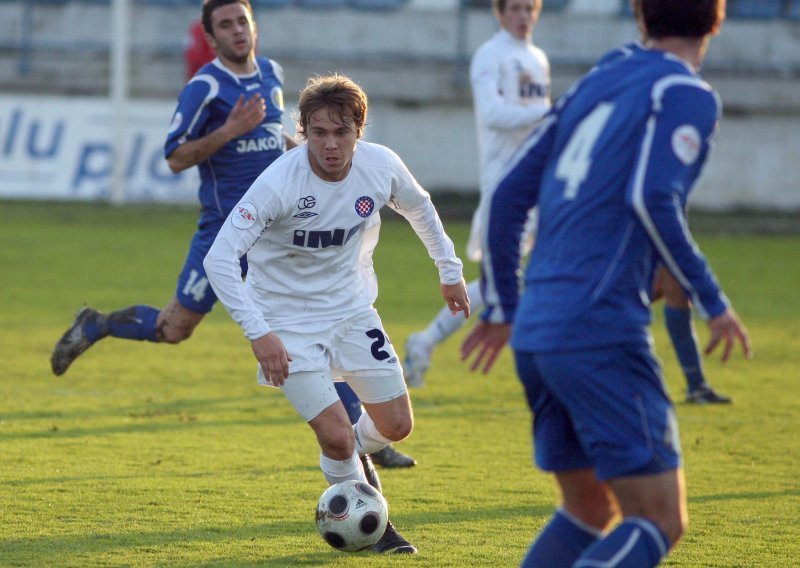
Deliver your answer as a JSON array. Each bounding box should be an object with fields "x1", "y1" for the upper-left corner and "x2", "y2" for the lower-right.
[{"x1": 315, "y1": 479, "x2": 389, "y2": 552}]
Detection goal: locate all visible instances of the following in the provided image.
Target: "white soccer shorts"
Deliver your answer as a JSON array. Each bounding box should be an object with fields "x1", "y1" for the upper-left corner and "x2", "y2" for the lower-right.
[{"x1": 256, "y1": 307, "x2": 407, "y2": 421}]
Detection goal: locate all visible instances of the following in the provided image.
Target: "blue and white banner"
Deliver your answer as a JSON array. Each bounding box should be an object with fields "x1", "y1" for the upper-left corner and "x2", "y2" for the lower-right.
[{"x1": 0, "y1": 94, "x2": 198, "y2": 203}]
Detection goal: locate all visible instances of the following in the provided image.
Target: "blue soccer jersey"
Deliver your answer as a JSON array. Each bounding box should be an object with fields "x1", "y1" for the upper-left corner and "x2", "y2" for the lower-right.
[
  {"x1": 165, "y1": 56, "x2": 287, "y2": 219},
  {"x1": 163, "y1": 56, "x2": 287, "y2": 314},
  {"x1": 481, "y1": 46, "x2": 730, "y2": 353}
]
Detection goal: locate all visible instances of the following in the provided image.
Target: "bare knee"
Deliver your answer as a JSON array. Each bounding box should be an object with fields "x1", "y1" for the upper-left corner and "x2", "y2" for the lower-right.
[
  {"x1": 564, "y1": 499, "x2": 618, "y2": 532},
  {"x1": 320, "y1": 428, "x2": 356, "y2": 460},
  {"x1": 381, "y1": 416, "x2": 413, "y2": 442},
  {"x1": 158, "y1": 324, "x2": 194, "y2": 344},
  {"x1": 657, "y1": 509, "x2": 688, "y2": 547},
  {"x1": 558, "y1": 470, "x2": 618, "y2": 531},
  {"x1": 610, "y1": 469, "x2": 688, "y2": 547},
  {"x1": 371, "y1": 413, "x2": 413, "y2": 443},
  {"x1": 156, "y1": 300, "x2": 204, "y2": 343},
  {"x1": 310, "y1": 406, "x2": 356, "y2": 460},
  {"x1": 363, "y1": 396, "x2": 414, "y2": 442}
]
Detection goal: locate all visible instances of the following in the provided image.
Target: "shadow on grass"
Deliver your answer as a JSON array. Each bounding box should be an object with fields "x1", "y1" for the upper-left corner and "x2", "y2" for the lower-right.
[{"x1": 0, "y1": 504, "x2": 546, "y2": 566}]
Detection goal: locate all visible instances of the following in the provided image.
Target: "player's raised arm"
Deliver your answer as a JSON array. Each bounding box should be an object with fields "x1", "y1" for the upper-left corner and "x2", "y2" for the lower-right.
[{"x1": 167, "y1": 93, "x2": 266, "y2": 173}]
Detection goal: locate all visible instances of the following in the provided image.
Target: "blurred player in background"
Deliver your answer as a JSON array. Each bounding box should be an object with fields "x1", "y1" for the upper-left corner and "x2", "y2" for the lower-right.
[
  {"x1": 402, "y1": 0, "x2": 550, "y2": 387},
  {"x1": 50, "y1": 0, "x2": 414, "y2": 470},
  {"x1": 204, "y1": 74, "x2": 470, "y2": 553},
  {"x1": 52, "y1": 0, "x2": 287, "y2": 374},
  {"x1": 462, "y1": 0, "x2": 751, "y2": 565}
]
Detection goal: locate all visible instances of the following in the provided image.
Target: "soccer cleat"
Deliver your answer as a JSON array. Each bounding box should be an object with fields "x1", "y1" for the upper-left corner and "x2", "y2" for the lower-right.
[
  {"x1": 373, "y1": 520, "x2": 418, "y2": 554},
  {"x1": 686, "y1": 385, "x2": 732, "y2": 404},
  {"x1": 50, "y1": 307, "x2": 105, "y2": 376},
  {"x1": 402, "y1": 333, "x2": 432, "y2": 388},
  {"x1": 359, "y1": 454, "x2": 418, "y2": 554},
  {"x1": 370, "y1": 445, "x2": 417, "y2": 469}
]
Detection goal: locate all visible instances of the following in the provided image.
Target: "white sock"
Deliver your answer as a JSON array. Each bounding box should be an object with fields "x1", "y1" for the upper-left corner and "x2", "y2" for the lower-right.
[
  {"x1": 320, "y1": 449, "x2": 367, "y2": 485},
  {"x1": 353, "y1": 412, "x2": 393, "y2": 456},
  {"x1": 419, "y1": 279, "x2": 484, "y2": 345}
]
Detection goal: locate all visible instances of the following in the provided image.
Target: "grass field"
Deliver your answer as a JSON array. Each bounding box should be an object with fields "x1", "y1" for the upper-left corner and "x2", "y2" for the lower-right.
[{"x1": 1, "y1": 201, "x2": 798, "y2": 567}]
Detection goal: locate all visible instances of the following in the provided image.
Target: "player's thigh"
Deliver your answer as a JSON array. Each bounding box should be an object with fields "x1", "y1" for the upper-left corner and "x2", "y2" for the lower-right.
[
  {"x1": 514, "y1": 350, "x2": 593, "y2": 473},
  {"x1": 661, "y1": 270, "x2": 690, "y2": 308},
  {"x1": 533, "y1": 345, "x2": 681, "y2": 481},
  {"x1": 264, "y1": 328, "x2": 339, "y2": 421},
  {"x1": 280, "y1": 369, "x2": 342, "y2": 423},
  {"x1": 175, "y1": 219, "x2": 246, "y2": 314},
  {"x1": 330, "y1": 309, "x2": 407, "y2": 405}
]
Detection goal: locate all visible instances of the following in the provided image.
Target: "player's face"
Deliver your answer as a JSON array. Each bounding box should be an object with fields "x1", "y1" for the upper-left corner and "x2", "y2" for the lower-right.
[
  {"x1": 305, "y1": 109, "x2": 359, "y2": 182},
  {"x1": 207, "y1": 3, "x2": 256, "y2": 67},
  {"x1": 498, "y1": 0, "x2": 539, "y2": 41}
]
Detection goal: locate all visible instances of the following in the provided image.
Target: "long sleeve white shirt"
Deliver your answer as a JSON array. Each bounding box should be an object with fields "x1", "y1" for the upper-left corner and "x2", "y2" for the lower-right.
[
  {"x1": 204, "y1": 141, "x2": 463, "y2": 340},
  {"x1": 467, "y1": 29, "x2": 551, "y2": 261}
]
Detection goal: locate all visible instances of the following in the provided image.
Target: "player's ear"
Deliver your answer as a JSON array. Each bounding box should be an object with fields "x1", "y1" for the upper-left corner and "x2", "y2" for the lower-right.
[{"x1": 205, "y1": 32, "x2": 217, "y2": 52}]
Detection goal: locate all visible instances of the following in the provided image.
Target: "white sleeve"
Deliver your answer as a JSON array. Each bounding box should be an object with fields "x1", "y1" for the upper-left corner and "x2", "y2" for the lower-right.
[
  {"x1": 384, "y1": 153, "x2": 463, "y2": 285},
  {"x1": 203, "y1": 183, "x2": 287, "y2": 341},
  {"x1": 470, "y1": 46, "x2": 550, "y2": 131}
]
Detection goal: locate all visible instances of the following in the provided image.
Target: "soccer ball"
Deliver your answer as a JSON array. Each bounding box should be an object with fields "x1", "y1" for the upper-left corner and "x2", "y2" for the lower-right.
[{"x1": 315, "y1": 479, "x2": 389, "y2": 552}]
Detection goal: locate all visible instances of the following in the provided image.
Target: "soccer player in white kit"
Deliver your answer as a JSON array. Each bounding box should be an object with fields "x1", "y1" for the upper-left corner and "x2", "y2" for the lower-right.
[
  {"x1": 204, "y1": 74, "x2": 469, "y2": 553},
  {"x1": 403, "y1": 0, "x2": 550, "y2": 387}
]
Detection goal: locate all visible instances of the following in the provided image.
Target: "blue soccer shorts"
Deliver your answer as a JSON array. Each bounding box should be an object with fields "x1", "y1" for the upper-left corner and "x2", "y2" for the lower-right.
[
  {"x1": 176, "y1": 215, "x2": 247, "y2": 314},
  {"x1": 514, "y1": 344, "x2": 682, "y2": 481}
]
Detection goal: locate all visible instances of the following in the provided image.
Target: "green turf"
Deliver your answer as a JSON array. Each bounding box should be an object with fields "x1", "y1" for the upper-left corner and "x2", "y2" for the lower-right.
[{"x1": 0, "y1": 201, "x2": 798, "y2": 567}]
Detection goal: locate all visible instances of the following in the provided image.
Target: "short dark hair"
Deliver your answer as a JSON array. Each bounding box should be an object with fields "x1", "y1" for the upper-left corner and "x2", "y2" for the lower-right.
[
  {"x1": 296, "y1": 75, "x2": 369, "y2": 140},
  {"x1": 493, "y1": 0, "x2": 541, "y2": 15},
  {"x1": 642, "y1": 0, "x2": 725, "y2": 39},
  {"x1": 201, "y1": 0, "x2": 253, "y2": 37}
]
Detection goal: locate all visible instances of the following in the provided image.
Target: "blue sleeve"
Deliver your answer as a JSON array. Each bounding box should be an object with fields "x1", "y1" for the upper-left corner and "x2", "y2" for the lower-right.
[
  {"x1": 629, "y1": 82, "x2": 728, "y2": 319},
  {"x1": 482, "y1": 117, "x2": 556, "y2": 324},
  {"x1": 164, "y1": 77, "x2": 215, "y2": 159}
]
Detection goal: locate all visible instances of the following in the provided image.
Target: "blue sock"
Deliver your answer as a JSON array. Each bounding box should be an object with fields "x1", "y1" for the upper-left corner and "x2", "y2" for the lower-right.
[
  {"x1": 334, "y1": 382, "x2": 363, "y2": 425},
  {"x1": 664, "y1": 306, "x2": 705, "y2": 391},
  {"x1": 574, "y1": 517, "x2": 669, "y2": 568},
  {"x1": 521, "y1": 508, "x2": 601, "y2": 568},
  {"x1": 104, "y1": 305, "x2": 160, "y2": 342}
]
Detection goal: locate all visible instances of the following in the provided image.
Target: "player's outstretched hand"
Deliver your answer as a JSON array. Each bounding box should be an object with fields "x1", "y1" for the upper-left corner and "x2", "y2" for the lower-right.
[
  {"x1": 251, "y1": 332, "x2": 292, "y2": 386},
  {"x1": 441, "y1": 279, "x2": 470, "y2": 319},
  {"x1": 705, "y1": 307, "x2": 752, "y2": 363},
  {"x1": 461, "y1": 320, "x2": 511, "y2": 374},
  {"x1": 226, "y1": 93, "x2": 267, "y2": 138}
]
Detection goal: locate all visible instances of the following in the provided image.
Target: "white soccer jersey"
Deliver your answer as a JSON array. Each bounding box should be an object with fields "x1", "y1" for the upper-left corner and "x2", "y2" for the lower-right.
[
  {"x1": 204, "y1": 140, "x2": 464, "y2": 340},
  {"x1": 467, "y1": 29, "x2": 551, "y2": 261}
]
